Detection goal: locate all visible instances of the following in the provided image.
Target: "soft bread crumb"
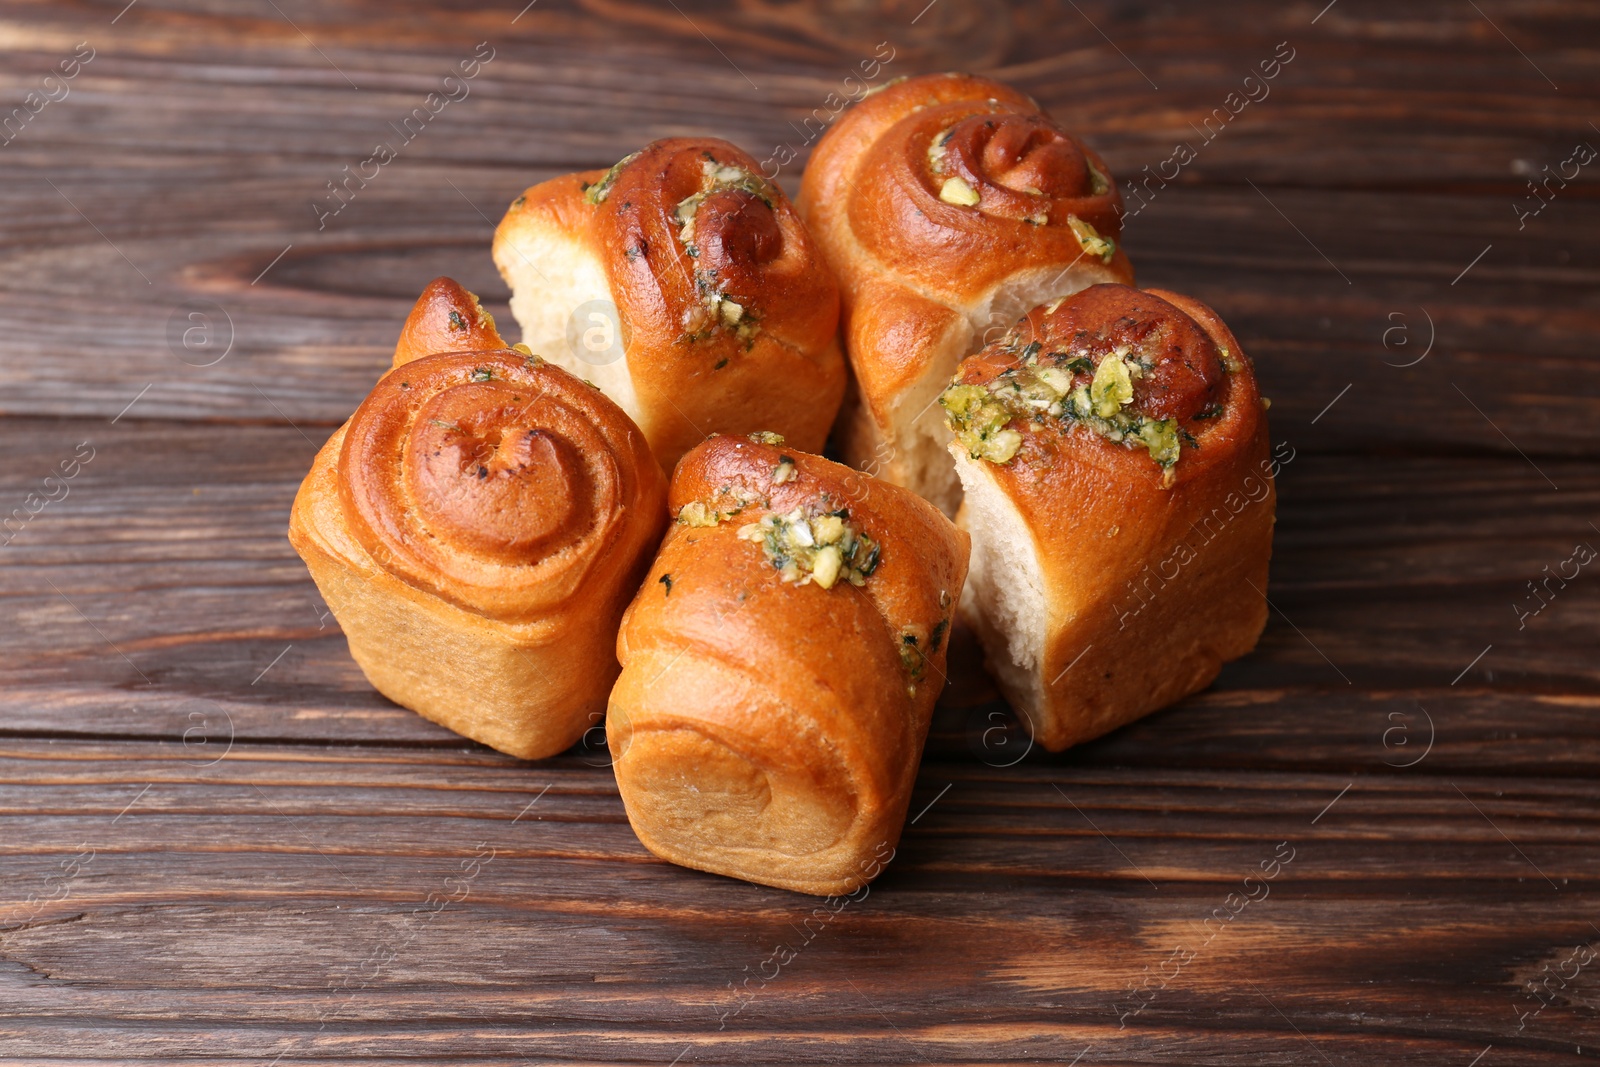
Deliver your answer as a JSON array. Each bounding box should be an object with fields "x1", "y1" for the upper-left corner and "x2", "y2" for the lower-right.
[
  {"x1": 891, "y1": 266, "x2": 1119, "y2": 516},
  {"x1": 950, "y1": 446, "x2": 1047, "y2": 726},
  {"x1": 494, "y1": 217, "x2": 643, "y2": 425}
]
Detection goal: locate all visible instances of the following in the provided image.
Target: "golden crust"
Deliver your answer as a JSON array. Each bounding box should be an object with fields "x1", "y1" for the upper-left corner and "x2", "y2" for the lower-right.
[
  {"x1": 288, "y1": 299, "x2": 668, "y2": 759},
  {"x1": 493, "y1": 138, "x2": 845, "y2": 469},
  {"x1": 608, "y1": 435, "x2": 969, "y2": 895},
  {"x1": 393, "y1": 276, "x2": 507, "y2": 367},
  {"x1": 949, "y1": 284, "x2": 1275, "y2": 751},
  {"x1": 800, "y1": 72, "x2": 1136, "y2": 512}
]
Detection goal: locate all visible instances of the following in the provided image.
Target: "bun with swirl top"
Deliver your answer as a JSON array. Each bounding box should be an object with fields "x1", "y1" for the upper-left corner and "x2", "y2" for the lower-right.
[
  {"x1": 288, "y1": 280, "x2": 668, "y2": 759},
  {"x1": 608, "y1": 433, "x2": 968, "y2": 895},
  {"x1": 942, "y1": 283, "x2": 1275, "y2": 751},
  {"x1": 799, "y1": 72, "x2": 1135, "y2": 515},
  {"x1": 493, "y1": 138, "x2": 845, "y2": 470}
]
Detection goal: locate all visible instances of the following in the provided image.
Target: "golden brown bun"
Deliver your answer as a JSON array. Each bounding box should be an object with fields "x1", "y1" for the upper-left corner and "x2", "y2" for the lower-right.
[
  {"x1": 946, "y1": 284, "x2": 1274, "y2": 751},
  {"x1": 799, "y1": 72, "x2": 1136, "y2": 514},
  {"x1": 608, "y1": 434, "x2": 969, "y2": 895},
  {"x1": 393, "y1": 276, "x2": 508, "y2": 366},
  {"x1": 289, "y1": 290, "x2": 668, "y2": 759},
  {"x1": 493, "y1": 138, "x2": 845, "y2": 470}
]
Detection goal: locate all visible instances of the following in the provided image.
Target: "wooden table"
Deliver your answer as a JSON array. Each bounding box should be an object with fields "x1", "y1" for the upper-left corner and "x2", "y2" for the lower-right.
[{"x1": 2, "y1": 1, "x2": 1596, "y2": 1062}]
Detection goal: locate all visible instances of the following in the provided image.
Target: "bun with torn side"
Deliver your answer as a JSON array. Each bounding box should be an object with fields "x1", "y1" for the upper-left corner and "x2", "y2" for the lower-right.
[
  {"x1": 799, "y1": 72, "x2": 1134, "y2": 515},
  {"x1": 942, "y1": 283, "x2": 1275, "y2": 752},
  {"x1": 494, "y1": 138, "x2": 845, "y2": 470},
  {"x1": 608, "y1": 433, "x2": 969, "y2": 895},
  {"x1": 288, "y1": 279, "x2": 668, "y2": 759}
]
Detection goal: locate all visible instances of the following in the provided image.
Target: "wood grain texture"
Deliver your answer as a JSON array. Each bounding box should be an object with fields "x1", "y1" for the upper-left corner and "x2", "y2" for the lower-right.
[{"x1": 2, "y1": 0, "x2": 1598, "y2": 1063}]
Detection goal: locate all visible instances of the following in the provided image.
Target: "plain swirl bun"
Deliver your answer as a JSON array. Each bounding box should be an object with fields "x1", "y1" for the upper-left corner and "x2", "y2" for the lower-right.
[
  {"x1": 944, "y1": 283, "x2": 1275, "y2": 752},
  {"x1": 339, "y1": 350, "x2": 651, "y2": 620},
  {"x1": 800, "y1": 72, "x2": 1135, "y2": 515},
  {"x1": 494, "y1": 138, "x2": 845, "y2": 470},
  {"x1": 289, "y1": 280, "x2": 667, "y2": 759}
]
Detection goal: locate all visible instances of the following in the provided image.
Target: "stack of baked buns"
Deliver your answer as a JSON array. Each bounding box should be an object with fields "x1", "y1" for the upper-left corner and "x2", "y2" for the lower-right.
[{"x1": 289, "y1": 73, "x2": 1274, "y2": 897}]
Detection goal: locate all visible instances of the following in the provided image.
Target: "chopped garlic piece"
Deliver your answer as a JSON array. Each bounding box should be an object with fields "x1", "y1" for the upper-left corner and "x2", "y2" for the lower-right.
[
  {"x1": 740, "y1": 506, "x2": 879, "y2": 589},
  {"x1": 812, "y1": 515, "x2": 845, "y2": 545},
  {"x1": 676, "y1": 501, "x2": 718, "y2": 528},
  {"x1": 1090, "y1": 354, "x2": 1134, "y2": 418},
  {"x1": 939, "y1": 176, "x2": 981, "y2": 206},
  {"x1": 1067, "y1": 214, "x2": 1116, "y2": 263},
  {"x1": 811, "y1": 545, "x2": 843, "y2": 588}
]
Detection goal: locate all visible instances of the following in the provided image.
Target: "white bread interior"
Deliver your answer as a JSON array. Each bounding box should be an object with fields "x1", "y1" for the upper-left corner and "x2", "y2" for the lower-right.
[
  {"x1": 884, "y1": 265, "x2": 1117, "y2": 516},
  {"x1": 949, "y1": 445, "x2": 1048, "y2": 725},
  {"x1": 493, "y1": 223, "x2": 643, "y2": 429}
]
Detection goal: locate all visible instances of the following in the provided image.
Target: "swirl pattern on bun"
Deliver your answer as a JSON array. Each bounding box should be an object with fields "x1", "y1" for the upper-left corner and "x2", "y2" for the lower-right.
[
  {"x1": 289, "y1": 280, "x2": 667, "y2": 759},
  {"x1": 799, "y1": 72, "x2": 1135, "y2": 514}
]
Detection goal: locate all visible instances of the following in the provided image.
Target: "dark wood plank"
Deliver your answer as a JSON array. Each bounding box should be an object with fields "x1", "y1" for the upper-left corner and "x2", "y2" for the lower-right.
[
  {"x1": 2, "y1": 741, "x2": 1597, "y2": 1064},
  {"x1": 3, "y1": 418, "x2": 1597, "y2": 770},
  {"x1": 0, "y1": 1, "x2": 1595, "y2": 429}
]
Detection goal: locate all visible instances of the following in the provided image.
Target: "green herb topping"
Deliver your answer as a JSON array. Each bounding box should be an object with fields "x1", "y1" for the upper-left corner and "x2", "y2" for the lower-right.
[
  {"x1": 675, "y1": 485, "x2": 763, "y2": 528},
  {"x1": 899, "y1": 630, "x2": 925, "y2": 680},
  {"x1": 940, "y1": 342, "x2": 1187, "y2": 472},
  {"x1": 1086, "y1": 158, "x2": 1110, "y2": 196},
  {"x1": 861, "y1": 74, "x2": 908, "y2": 99},
  {"x1": 737, "y1": 506, "x2": 880, "y2": 590},
  {"x1": 673, "y1": 159, "x2": 772, "y2": 344},
  {"x1": 584, "y1": 151, "x2": 641, "y2": 206},
  {"x1": 1066, "y1": 214, "x2": 1116, "y2": 263}
]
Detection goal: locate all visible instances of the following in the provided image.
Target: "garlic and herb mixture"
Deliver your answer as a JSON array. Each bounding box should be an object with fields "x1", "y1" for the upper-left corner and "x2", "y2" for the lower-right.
[
  {"x1": 941, "y1": 338, "x2": 1186, "y2": 472},
  {"x1": 924, "y1": 124, "x2": 1117, "y2": 264},
  {"x1": 927, "y1": 128, "x2": 983, "y2": 208},
  {"x1": 674, "y1": 485, "x2": 762, "y2": 529},
  {"x1": 897, "y1": 617, "x2": 949, "y2": 685},
  {"x1": 676, "y1": 434, "x2": 879, "y2": 589},
  {"x1": 1086, "y1": 158, "x2": 1111, "y2": 196},
  {"x1": 675, "y1": 156, "x2": 772, "y2": 345},
  {"x1": 582, "y1": 151, "x2": 640, "y2": 206},
  {"x1": 1066, "y1": 215, "x2": 1116, "y2": 263},
  {"x1": 738, "y1": 507, "x2": 881, "y2": 590}
]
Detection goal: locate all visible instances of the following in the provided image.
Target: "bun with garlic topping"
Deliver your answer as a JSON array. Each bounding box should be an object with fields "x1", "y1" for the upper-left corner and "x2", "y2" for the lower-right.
[
  {"x1": 943, "y1": 284, "x2": 1275, "y2": 751},
  {"x1": 608, "y1": 433, "x2": 969, "y2": 895},
  {"x1": 493, "y1": 138, "x2": 845, "y2": 471},
  {"x1": 288, "y1": 280, "x2": 668, "y2": 759},
  {"x1": 798, "y1": 72, "x2": 1135, "y2": 516}
]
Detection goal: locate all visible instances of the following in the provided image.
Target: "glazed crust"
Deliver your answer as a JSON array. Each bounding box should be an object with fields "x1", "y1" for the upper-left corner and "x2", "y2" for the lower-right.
[
  {"x1": 948, "y1": 284, "x2": 1275, "y2": 751},
  {"x1": 799, "y1": 73, "x2": 1136, "y2": 512},
  {"x1": 494, "y1": 138, "x2": 845, "y2": 469},
  {"x1": 288, "y1": 282, "x2": 668, "y2": 759},
  {"x1": 608, "y1": 435, "x2": 969, "y2": 895},
  {"x1": 393, "y1": 277, "x2": 508, "y2": 366}
]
